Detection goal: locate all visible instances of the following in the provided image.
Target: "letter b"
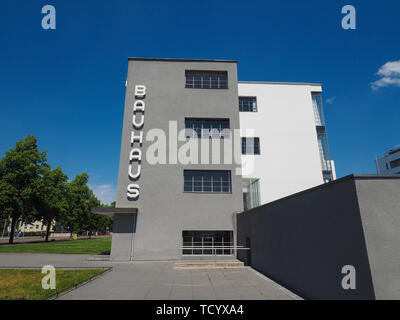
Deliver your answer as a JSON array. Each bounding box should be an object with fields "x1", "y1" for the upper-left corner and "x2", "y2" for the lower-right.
[{"x1": 134, "y1": 85, "x2": 146, "y2": 97}]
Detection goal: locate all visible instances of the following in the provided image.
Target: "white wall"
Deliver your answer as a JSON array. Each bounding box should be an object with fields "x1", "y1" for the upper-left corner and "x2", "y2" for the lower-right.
[
  {"x1": 239, "y1": 82, "x2": 324, "y2": 205},
  {"x1": 376, "y1": 150, "x2": 400, "y2": 174}
]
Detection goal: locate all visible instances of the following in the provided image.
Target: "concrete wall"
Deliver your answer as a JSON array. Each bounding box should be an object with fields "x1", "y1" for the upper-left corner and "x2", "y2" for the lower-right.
[
  {"x1": 114, "y1": 59, "x2": 243, "y2": 260},
  {"x1": 110, "y1": 213, "x2": 136, "y2": 261},
  {"x1": 355, "y1": 177, "x2": 400, "y2": 299},
  {"x1": 237, "y1": 175, "x2": 400, "y2": 299},
  {"x1": 238, "y1": 82, "x2": 324, "y2": 205}
]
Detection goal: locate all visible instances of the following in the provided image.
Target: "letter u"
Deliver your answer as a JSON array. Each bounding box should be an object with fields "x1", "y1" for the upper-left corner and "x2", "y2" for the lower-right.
[
  {"x1": 128, "y1": 164, "x2": 141, "y2": 179},
  {"x1": 132, "y1": 114, "x2": 144, "y2": 129}
]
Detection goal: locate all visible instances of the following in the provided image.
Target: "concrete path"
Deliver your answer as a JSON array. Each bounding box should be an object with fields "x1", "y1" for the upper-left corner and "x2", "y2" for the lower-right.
[{"x1": 0, "y1": 253, "x2": 300, "y2": 300}]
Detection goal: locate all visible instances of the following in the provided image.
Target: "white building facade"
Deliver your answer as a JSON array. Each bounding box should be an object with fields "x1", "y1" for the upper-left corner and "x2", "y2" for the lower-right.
[
  {"x1": 375, "y1": 148, "x2": 400, "y2": 175},
  {"x1": 239, "y1": 82, "x2": 336, "y2": 208}
]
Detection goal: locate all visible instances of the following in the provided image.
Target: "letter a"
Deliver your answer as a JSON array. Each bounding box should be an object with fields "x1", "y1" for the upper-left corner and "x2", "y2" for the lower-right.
[
  {"x1": 133, "y1": 100, "x2": 145, "y2": 112},
  {"x1": 341, "y1": 5, "x2": 356, "y2": 30},
  {"x1": 341, "y1": 265, "x2": 356, "y2": 290},
  {"x1": 41, "y1": 5, "x2": 56, "y2": 30},
  {"x1": 41, "y1": 265, "x2": 56, "y2": 289}
]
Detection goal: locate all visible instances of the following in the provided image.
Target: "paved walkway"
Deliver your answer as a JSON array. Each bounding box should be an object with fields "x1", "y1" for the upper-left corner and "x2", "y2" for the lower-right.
[{"x1": 0, "y1": 253, "x2": 300, "y2": 300}]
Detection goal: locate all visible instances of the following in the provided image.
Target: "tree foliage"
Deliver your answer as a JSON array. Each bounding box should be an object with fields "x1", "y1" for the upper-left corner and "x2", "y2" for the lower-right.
[
  {"x1": 0, "y1": 135, "x2": 114, "y2": 243},
  {"x1": 0, "y1": 135, "x2": 47, "y2": 243},
  {"x1": 35, "y1": 166, "x2": 68, "y2": 241}
]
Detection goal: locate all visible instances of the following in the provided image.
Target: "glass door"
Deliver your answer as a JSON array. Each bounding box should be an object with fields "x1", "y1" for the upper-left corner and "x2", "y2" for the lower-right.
[{"x1": 202, "y1": 236, "x2": 213, "y2": 255}]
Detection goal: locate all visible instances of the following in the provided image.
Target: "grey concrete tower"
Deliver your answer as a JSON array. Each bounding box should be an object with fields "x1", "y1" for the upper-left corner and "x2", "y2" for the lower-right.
[{"x1": 111, "y1": 58, "x2": 243, "y2": 260}]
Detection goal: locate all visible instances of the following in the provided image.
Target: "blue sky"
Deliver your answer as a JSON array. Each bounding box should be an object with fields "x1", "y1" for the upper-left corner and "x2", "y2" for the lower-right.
[{"x1": 1, "y1": 0, "x2": 399, "y2": 204}]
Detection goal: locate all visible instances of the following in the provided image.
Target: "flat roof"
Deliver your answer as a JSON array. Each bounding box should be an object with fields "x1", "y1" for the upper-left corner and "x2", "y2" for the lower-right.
[
  {"x1": 127, "y1": 59, "x2": 321, "y2": 84},
  {"x1": 387, "y1": 147, "x2": 400, "y2": 156},
  {"x1": 128, "y1": 57, "x2": 237, "y2": 63},
  {"x1": 239, "y1": 81, "x2": 322, "y2": 86}
]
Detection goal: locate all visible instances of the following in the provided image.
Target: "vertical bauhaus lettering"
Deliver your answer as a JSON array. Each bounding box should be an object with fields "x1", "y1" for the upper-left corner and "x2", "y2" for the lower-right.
[{"x1": 127, "y1": 85, "x2": 146, "y2": 199}]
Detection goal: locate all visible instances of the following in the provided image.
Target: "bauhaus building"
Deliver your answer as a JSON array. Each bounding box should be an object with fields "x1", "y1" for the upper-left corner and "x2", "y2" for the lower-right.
[{"x1": 94, "y1": 58, "x2": 335, "y2": 261}]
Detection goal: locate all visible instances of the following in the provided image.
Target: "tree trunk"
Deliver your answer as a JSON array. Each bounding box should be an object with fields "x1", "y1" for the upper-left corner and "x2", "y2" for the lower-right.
[
  {"x1": 8, "y1": 215, "x2": 17, "y2": 244},
  {"x1": 70, "y1": 231, "x2": 73, "y2": 239},
  {"x1": 45, "y1": 220, "x2": 51, "y2": 242}
]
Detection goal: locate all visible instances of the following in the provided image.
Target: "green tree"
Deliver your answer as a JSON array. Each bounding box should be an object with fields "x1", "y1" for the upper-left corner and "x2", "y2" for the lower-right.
[
  {"x1": 35, "y1": 166, "x2": 68, "y2": 241},
  {"x1": 59, "y1": 174, "x2": 111, "y2": 238},
  {"x1": 0, "y1": 135, "x2": 48, "y2": 244},
  {"x1": 82, "y1": 189, "x2": 101, "y2": 238},
  {"x1": 59, "y1": 173, "x2": 90, "y2": 238}
]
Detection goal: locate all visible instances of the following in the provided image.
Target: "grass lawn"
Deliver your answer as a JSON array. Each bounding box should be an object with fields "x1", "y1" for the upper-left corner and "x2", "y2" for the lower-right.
[
  {"x1": 0, "y1": 268, "x2": 105, "y2": 300},
  {"x1": 0, "y1": 238, "x2": 111, "y2": 255}
]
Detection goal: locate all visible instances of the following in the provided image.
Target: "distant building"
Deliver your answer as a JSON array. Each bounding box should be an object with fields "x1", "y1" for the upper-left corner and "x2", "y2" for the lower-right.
[
  {"x1": 375, "y1": 147, "x2": 400, "y2": 175},
  {"x1": 6, "y1": 219, "x2": 55, "y2": 233}
]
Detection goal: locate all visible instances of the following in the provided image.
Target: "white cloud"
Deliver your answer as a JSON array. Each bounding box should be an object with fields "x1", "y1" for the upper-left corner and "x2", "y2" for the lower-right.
[
  {"x1": 376, "y1": 60, "x2": 400, "y2": 77},
  {"x1": 326, "y1": 96, "x2": 336, "y2": 104},
  {"x1": 371, "y1": 60, "x2": 400, "y2": 90},
  {"x1": 371, "y1": 77, "x2": 400, "y2": 90},
  {"x1": 89, "y1": 184, "x2": 116, "y2": 205}
]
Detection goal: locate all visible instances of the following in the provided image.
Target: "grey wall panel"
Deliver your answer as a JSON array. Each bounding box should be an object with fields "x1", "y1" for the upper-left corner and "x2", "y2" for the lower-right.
[
  {"x1": 355, "y1": 178, "x2": 400, "y2": 299},
  {"x1": 114, "y1": 59, "x2": 243, "y2": 260},
  {"x1": 237, "y1": 176, "x2": 376, "y2": 299}
]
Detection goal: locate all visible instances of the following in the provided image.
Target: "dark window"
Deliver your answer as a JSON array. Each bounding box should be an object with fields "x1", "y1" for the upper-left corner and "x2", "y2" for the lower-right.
[
  {"x1": 242, "y1": 137, "x2": 260, "y2": 154},
  {"x1": 239, "y1": 97, "x2": 257, "y2": 112},
  {"x1": 184, "y1": 170, "x2": 231, "y2": 193},
  {"x1": 185, "y1": 118, "x2": 230, "y2": 138},
  {"x1": 182, "y1": 231, "x2": 233, "y2": 255},
  {"x1": 390, "y1": 158, "x2": 400, "y2": 169},
  {"x1": 185, "y1": 70, "x2": 228, "y2": 89}
]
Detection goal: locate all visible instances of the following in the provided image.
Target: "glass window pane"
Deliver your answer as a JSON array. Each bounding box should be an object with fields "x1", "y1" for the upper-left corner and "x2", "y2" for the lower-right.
[
  {"x1": 185, "y1": 71, "x2": 228, "y2": 89},
  {"x1": 239, "y1": 97, "x2": 257, "y2": 112},
  {"x1": 242, "y1": 137, "x2": 260, "y2": 154},
  {"x1": 184, "y1": 170, "x2": 231, "y2": 193},
  {"x1": 185, "y1": 119, "x2": 230, "y2": 138}
]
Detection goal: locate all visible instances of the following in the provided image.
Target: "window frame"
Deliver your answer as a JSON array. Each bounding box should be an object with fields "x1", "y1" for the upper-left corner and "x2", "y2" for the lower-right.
[
  {"x1": 183, "y1": 170, "x2": 232, "y2": 194},
  {"x1": 185, "y1": 118, "x2": 230, "y2": 139},
  {"x1": 241, "y1": 137, "x2": 261, "y2": 155},
  {"x1": 185, "y1": 70, "x2": 228, "y2": 89},
  {"x1": 390, "y1": 158, "x2": 400, "y2": 169},
  {"x1": 239, "y1": 96, "x2": 258, "y2": 112}
]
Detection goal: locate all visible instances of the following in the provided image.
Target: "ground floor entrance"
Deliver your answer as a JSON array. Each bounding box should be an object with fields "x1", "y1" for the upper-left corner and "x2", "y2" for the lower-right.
[{"x1": 182, "y1": 230, "x2": 233, "y2": 255}]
